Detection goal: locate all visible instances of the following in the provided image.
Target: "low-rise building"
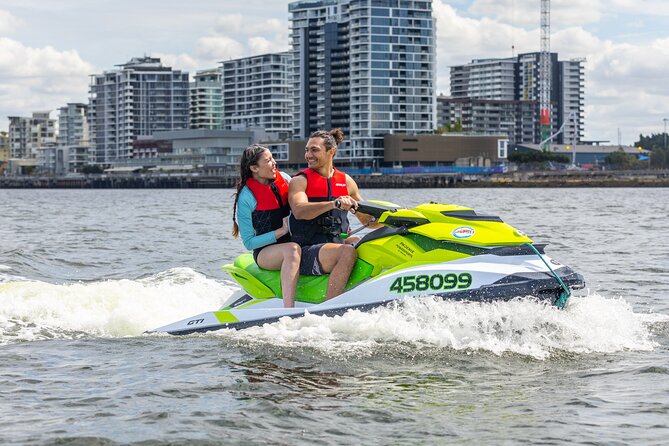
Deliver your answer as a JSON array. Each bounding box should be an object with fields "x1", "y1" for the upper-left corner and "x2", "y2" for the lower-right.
[
  {"x1": 131, "y1": 137, "x2": 173, "y2": 160},
  {"x1": 150, "y1": 129, "x2": 256, "y2": 176},
  {"x1": 270, "y1": 134, "x2": 509, "y2": 171},
  {"x1": 384, "y1": 134, "x2": 508, "y2": 167}
]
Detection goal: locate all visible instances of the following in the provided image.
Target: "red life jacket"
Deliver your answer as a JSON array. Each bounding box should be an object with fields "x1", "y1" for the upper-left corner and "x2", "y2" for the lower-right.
[
  {"x1": 245, "y1": 173, "x2": 291, "y2": 253},
  {"x1": 289, "y1": 167, "x2": 350, "y2": 246}
]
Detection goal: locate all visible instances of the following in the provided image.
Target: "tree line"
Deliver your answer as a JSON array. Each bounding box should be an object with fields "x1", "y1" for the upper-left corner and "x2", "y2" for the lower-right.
[
  {"x1": 608, "y1": 133, "x2": 669, "y2": 169},
  {"x1": 633, "y1": 133, "x2": 668, "y2": 169}
]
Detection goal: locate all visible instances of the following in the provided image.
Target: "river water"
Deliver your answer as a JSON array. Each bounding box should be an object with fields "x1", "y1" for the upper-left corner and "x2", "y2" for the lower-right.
[{"x1": 1, "y1": 187, "x2": 668, "y2": 445}]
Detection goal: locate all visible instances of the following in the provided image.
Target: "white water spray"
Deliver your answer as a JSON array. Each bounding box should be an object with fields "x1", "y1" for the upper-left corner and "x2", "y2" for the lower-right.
[{"x1": 1, "y1": 271, "x2": 666, "y2": 360}]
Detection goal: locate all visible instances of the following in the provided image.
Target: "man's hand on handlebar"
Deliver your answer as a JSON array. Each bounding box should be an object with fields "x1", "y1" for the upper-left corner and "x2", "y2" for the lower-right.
[{"x1": 334, "y1": 195, "x2": 358, "y2": 212}]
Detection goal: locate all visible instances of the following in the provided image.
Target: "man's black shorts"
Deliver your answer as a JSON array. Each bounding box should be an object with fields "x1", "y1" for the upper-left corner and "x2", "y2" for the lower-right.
[{"x1": 299, "y1": 243, "x2": 326, "y2": 276}]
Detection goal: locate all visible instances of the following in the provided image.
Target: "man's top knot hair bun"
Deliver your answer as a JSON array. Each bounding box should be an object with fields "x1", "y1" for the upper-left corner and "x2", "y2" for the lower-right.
[
  {"x1": 329, "y1": 128, "x2": 344, "y2": 145},
  {"x1": 309, "y1": 128, "x2": 344, "y2": 149}
]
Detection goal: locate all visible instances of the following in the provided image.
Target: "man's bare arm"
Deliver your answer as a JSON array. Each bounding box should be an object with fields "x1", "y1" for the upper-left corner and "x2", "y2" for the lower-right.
[{"x1": 288, "y1": 175, "x2": 338, "y2": 220}]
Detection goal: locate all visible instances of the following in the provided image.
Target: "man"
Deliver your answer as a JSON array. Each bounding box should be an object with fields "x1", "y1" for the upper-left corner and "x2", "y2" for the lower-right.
[{"x1": 288, "y1": 129, "x2": 378, "y2": 300}]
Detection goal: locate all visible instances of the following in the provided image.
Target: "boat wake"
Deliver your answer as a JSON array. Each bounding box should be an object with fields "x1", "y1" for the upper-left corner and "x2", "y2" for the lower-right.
[
  {"x1": 220, "y1": 292, "x2": 667, "y2": 360},
  {"x1": 0, "y1": 267, "x2": 235, "y2": 344},
  {"x1": 1, "y1": 267, "x2": 666, "y2": 360}
]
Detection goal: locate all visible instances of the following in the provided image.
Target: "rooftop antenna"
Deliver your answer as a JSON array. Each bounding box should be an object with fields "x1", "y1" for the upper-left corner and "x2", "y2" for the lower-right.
[{"x1": 539, "y1": 0, "x2": 551, "y2": 151}]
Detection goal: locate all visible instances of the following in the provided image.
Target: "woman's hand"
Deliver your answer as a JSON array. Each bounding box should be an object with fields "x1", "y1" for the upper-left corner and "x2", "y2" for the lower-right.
[{"x1": 275, "y1": 216, "x2": 290, "y2": 239}]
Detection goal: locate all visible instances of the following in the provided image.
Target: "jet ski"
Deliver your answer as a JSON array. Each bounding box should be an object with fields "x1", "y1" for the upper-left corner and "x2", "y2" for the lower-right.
[{"x1": 149, "y1": 201, "x2": 585, "y2": 335}]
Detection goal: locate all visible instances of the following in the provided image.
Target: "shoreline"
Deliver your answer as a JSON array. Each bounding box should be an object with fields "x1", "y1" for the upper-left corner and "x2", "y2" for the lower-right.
[{"x1": 1, "y1": 170, "x2": 668, "y2": 189}]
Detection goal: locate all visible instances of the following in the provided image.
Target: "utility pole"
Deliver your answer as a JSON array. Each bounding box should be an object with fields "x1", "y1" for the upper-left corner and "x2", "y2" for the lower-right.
[
  {"x1": 539, "y1": 0, "x2": 551, "y2": 151},
  {"x1": 664, "y1": 118, "x2": 668, "y2": 151}
]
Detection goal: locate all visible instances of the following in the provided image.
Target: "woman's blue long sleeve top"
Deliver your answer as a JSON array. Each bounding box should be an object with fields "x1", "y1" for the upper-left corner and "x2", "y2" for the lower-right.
[{"x1": 235, "y1": 172, "x2": 291, "y2": 251}]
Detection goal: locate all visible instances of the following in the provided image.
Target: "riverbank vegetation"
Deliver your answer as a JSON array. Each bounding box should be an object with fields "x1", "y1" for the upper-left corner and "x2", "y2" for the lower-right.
[{"x1": 636, "y1": 133, "x2": 668, "y2": 169}]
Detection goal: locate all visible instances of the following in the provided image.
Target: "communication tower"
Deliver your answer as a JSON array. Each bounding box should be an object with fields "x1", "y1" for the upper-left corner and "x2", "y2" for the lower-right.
[{"x1": 539, "y1": 0, "x2": 551, "y2": 150}]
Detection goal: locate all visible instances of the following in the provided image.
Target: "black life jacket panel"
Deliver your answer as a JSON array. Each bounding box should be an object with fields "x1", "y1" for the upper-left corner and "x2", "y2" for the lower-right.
[{"x1": 289, "y1": 168, "x2": 350, "y2": 246}]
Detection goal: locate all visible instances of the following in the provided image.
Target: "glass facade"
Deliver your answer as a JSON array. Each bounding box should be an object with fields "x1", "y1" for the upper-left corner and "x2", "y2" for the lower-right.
[
  {"x1": 290, "y1": 0, "x2": 435, "y2": 164},
  {"x1": 190, "y1": 69, "x2": 223, "y2": 130}
]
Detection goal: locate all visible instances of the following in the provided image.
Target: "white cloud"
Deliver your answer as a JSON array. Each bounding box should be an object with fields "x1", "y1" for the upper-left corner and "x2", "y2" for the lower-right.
[
  {"x1": 0, "y1": 9, "x2": 20, "y2": 34},
  {"x1": 468, "y1": 0, "x2": 604, "y2": 28},
  {"x1": 195, "y1": 35, "x2": 245, "y2": 62},
  {"x1": 262, "y1": 18, "x2": 288, "y2": 35},
  {"x1": 214, "y1": 14, "x2": 244, "y2": 34},
  {"x1": 433, "y1": 2, "x2": 535, "y2": 76},
  {"x1": 0, "y1": 38, "x2": 93, "y2": 80},
  {"x1": 552, "y1": 27, "x2": 605, "y2": 58},
  {"x1": 611, "y1": 0, "x2": 669, "y2": 15},
  {"x1": 248, "y1": 36, "x2": 289, "y2": 56},
  {"x1": 153, "y1": 52, "x2": 201, "y2": 73},
  {"x1": 0, "y1": 38, "x2": 93, "y2": 121},
  {"x1": 600, "y1": 39, "x2": 669, "y2": 82},
  {"x1": 196, "y1": 14, "x2": 289, "y2": 64},
  {"x1": 215, "y1": 14, "x2": 286, "y2": 36},
  {"x1": 582, "y1": 37, "x2": 669, "y2": 140}
]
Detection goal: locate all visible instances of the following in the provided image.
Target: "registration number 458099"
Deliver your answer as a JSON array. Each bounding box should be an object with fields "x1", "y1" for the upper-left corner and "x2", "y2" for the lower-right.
[{"x1": 389, "y1": 273, "x2": 473, "y2": 293}]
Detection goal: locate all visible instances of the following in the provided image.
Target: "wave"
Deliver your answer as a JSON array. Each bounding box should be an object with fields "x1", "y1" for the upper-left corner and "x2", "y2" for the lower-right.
[
  {"x1": 220, "y1": 292, "x2": 668, "y2": 360},
  {"x1": 2, "y1": 273, "x2": 666, "y2": 360},
  {"x1": 0, "y1": 268, "x2": 236, "y2": 344}
]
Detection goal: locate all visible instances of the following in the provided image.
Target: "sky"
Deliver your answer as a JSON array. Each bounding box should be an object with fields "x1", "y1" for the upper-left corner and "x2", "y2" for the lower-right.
[{"x1": 0, "y1": 0, "x2": 668, "y2": 145}]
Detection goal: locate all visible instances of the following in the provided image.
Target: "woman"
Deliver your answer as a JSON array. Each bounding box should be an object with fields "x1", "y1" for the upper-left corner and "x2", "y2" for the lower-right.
[{"x1": 232, "y1": 144, "x2": 300, "y2": 308}]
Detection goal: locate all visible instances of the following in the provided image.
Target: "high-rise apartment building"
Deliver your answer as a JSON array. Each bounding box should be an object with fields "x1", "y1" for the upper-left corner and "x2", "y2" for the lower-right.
[
  {"x1": 7, "y1": 117, "x2": 30, "y2": 159},
  {"x1": 88, "y1": 57, "x2": 189, "y2": 164},
  {"x1": 221, "y1": 52, "x2": 292, "y2": 140},
  {"x1": 451, "y1": 58, "x2": 516, "y2": 100},
  {"x1": 8, "y1": 112, "x2": 56, "y2": 159},
  {"x1": 445, "y1": 52, "x2": 584, "y2": 145},
  {"x1": 557, "y1": 58, "x2": 585, "y2": 146},
  {"x1": 57, "y1": 103, "x2": 90, "y2": 173},
  {"x1": 190, "y1": 68, "x2": 223, "y2": 130},
  {"x1": 58, "y1": 103, "x2": 89, "y2": 147},
  {"x1": 289, "y1": 0, "x2": 435, "y2": 163}
]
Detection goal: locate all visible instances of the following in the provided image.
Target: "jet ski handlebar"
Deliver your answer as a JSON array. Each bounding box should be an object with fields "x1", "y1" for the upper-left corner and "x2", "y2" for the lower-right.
[
  {"x1": 354, "y1": 201, "x2": 432, "y2": 229},
  {"x1": 354, "y1": 201, "x2": 399, "y2": 219}
]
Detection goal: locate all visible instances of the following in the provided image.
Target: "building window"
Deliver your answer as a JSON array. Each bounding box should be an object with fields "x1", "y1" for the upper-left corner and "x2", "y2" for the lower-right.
[{"x1": 497, "y1": 139, "x2": 508, "y2": 159}]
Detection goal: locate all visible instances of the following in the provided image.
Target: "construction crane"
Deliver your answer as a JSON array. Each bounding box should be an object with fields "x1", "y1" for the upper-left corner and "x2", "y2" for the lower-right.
[{"x1": 539, "y1": 0, "x2": 551, "y2": 151}]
